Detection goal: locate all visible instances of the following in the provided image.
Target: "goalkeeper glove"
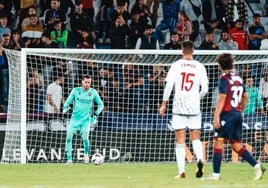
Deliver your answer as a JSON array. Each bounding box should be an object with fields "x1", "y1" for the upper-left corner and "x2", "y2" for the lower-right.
[{"x1": 90, "y1": 115, "x2": 98, "y2": 131}]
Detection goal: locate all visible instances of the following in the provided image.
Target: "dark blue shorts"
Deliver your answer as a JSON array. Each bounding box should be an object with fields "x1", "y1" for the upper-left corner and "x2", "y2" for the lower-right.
[{"x1": 214, "y1": 111, "x2": 242, "y2": 142}]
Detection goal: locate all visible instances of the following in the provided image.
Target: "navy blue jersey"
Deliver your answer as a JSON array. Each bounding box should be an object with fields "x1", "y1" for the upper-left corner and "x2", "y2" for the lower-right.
[{"x1": 218, "y1": 72, "x2": 246, "y2": 112}]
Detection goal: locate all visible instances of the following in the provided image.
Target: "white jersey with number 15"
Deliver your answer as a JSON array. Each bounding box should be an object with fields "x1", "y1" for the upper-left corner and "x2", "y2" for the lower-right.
[{"x1": 164, "y1": 59, "x2": 209, "y2": 115}]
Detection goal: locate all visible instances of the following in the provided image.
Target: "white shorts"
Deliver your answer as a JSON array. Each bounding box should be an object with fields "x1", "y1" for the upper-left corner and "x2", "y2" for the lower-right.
[{"x1": 171, "y1": 114, "x2": 201, "y2": 130}]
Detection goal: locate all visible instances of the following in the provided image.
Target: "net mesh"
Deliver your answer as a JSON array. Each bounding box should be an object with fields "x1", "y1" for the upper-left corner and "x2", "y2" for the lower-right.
[{"x1": 1, "y1": 49, "x2": 268, "y2": 163}]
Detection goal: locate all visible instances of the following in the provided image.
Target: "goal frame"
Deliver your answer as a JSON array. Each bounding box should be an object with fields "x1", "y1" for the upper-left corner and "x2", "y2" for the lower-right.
[{"x1": 15, "y1": 48, "x2": 268, "y2": 163}]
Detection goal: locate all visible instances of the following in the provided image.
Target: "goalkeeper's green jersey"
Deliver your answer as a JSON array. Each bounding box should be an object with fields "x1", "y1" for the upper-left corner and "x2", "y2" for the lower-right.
[{"x1": 63, "y1": 87, "x2": 104, "y2": 123}]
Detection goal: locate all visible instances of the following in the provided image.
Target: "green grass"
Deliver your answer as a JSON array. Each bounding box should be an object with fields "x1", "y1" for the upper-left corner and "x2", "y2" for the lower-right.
[{"x1": 0, "y1": 163, "x2": 267, "y2": 188}]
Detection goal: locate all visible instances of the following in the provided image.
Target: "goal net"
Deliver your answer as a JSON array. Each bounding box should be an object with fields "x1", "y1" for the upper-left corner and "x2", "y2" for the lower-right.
[{"x1": 1, "y1": 48, "x2": 268, "y2": 163}]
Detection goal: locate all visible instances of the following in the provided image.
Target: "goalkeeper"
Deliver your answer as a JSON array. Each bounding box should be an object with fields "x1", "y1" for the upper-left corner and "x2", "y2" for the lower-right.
[{"x1": 63, "y1": 74, "x2": 104, "y2": 164}]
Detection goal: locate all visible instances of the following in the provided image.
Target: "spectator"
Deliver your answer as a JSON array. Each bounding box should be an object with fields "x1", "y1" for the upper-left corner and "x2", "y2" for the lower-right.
[
  {"x1": 0, "y1": 40, "x2": 8, "y2": 107},
  {"x1": 146, "y1": 0, "x2": 160, "y2": 28},
  {"x1": 218, "y1": 30, "x2": 238, "y2": 50},
  {"x1": 229, "y1": 19, "x2": 248, "y2": 50},
  {"x1": 259, "y1": 67, "x2": 268, "y2": 111},
  {"x1": 40, "y1": 31, "x2": 59, "y2": 48},
  {"x1": 244, "y1": 77, "x2": 265, "y2": 115},
  {"x1": 14, "y1": 0, "x2": 36, "y2": 30},
  {"x1": 202, "y1": 0, "x2": 227, "y2": 32},
  {"x1": 80, "y1": 0, "x2": 95, "y2": 22},
  {"x1": 96, "y1": 67, "x2": 109, "y2": 108},
  {"x1": 9, "y1": 29, "x2": 24, "y2": 50},
  {"x1": 56, "y1": 60, "x2": 73, "y2": 99},
  {"x1": 50, "y1": 20, "x2": 70, "y2": 48},
  {"x1": 44, "y1": 67, "x2": 65, "y2": 113},
  {"x1": 107, "y1": 77, "x2": 124, "y2": 112},
  {"x1": 131, "y1": 0, "x2": 152, "y2": 27},
  {"x1": 163, "y1": 31, "x2": 181, "y2": 49},
  {"x1": 2, "y1": 34, "x2": 11, "y2": 49},
  {"x1": 135, "y1": 24, "x2": 160, "y2": 50},
  {"x1": 0, "y1": 0, "x2": 13, "y2": 27},
  {"x1": 155, "y1": 0, "x2": 179, "y2": 44},
  {"x1": 21, "y1": 14, "x2": 44, "y2": 48},
  {"x1": 70, "y1": 0, "x2": 96, "y2": 46},
  {"x1": 59, "y1": 0, "x2": 75, "y2": 17},
  {"x1": 26, "y1": 68, "x2": 44, "y2": 114},
  {"x1": 199, "y1": 30, "x2": 219, "y2": 113},
  {"x1": 95, "y1": 0, "x2": 113, "y2": 43},
  {"x1": 199, "y1": 30, "x2": 219, "y2": 50},
  {"x1": 0, "y1": 13, "x2": 11, "y2": 39},
  {"x1": 224, "y1": 0, "x2": 248, "y2": 29},
  {"x1": 109, "y1": 14, "x2": 131, "y2": 49},
  {"x1": 21, "y1": 14, "x2": 44, "y2": 39},
  {"x1": 240, "y1": 64, "x2": 252, "y2": 83},
  {"x1": 111, "y1": 0, "x2": 131, "y2": 22},
  {"x1": 180, "y1": 0, "x2": 201, "y2": 43},
  {"x1": 148, "y1": 65, "x2": 167, "y2": 113},
  {"x1": 43, "y1": 0, "x2": 67, "y2": 32},
  {"x1": 244, "y1": 76, "x2": 266, "y2": 161},
  {"x1": 20, "y1": 6, "x2": 43, "y2": 31},
  {"x1": 174, "y1": 11, "x2": 192, "y2": 43},
  {"x1": 247, "y1": 13, "x2": 267, "y2": 50},
  {"x1": 76, "y1": 29, "x2": 96, "y2": 49},
  {"x1": 39, "y1": 0, "x2": 51, "y2": 16},
  {"x1": 129, "y1": 10, "x2": 143, "y2": 49},
  {"x1": 122, "y1": 63, "x2": 144, "y2": 112}
]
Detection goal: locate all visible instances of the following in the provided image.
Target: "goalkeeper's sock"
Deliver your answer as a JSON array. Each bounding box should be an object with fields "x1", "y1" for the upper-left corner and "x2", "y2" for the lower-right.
[
  {"x1": 176, "y1": 143, "x2": 185, "y2": 174},
  {"x1": 238, "y1": 147, "x2": 257, "y2": 167},
  {"x1": 213, "y1": 148, "x2": 223, "y2": 174},
  {"x1": 192, "y1": 139, "x2": 203, "y2": 162},
  {"x1": 67, "y1": 154, "x2": 72, "y2": 161}
]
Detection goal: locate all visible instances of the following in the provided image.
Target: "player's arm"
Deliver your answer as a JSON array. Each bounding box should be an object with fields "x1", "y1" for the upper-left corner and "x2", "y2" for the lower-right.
[
  {"x1": 94, "y1": 90, "x2": 104, "y2": 116},
  {"x1": 46, "y1": 94, "x2": 59, "y2": 112},
  {"x1": 63, "y1": 89, "x2": 75, "y2": 113},
  {"x1": 159, "y1": 81, "x2": 173, "y2": 116},
  {"x1": 241, "y1": 92, "x2": 248, "y2": 112},
  {"x1": 159, "y1": 65, "x2": 175, "y2": 116},
  {"x1": 213, "y1": 93, "x2": 227, "y2": 129},
  {"x1": 200, "y1": 67, "x2": 209, "y2": 99}
]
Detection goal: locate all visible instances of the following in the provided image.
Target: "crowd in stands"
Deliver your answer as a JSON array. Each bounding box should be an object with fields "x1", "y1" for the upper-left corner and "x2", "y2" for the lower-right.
[{"x1": 1, "y1": 0, "x2": 268, "y2": 115}]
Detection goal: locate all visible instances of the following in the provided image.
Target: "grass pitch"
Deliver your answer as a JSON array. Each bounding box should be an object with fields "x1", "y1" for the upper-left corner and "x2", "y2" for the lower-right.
[{"x1": 0, "y1": 162, "x2": 267, "y2": 188}]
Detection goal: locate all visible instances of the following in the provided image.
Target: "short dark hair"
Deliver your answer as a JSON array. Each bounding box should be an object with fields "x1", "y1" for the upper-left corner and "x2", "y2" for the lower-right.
[
  {"x1": 42, "y1": 31, "x2": 50, "y2": 38},
  {"x1": 235, "y1": 19, "x2": 243, "y2": 23},
  {"x1": 145, "y1": 24, "x2": 153, "y2": 30},
  {"x1": 181, "y1": 40, "x2": 194, "y2": 53},
  {"x1": 216, "y1": 53, "x2": 234, "y2": 70},
  {"x1": 82, "y1": 74, "x2": 91, "y2": 80},
  {"x1": 253, "y1": 13, "x2": 261, "y2": 19},
  {"x1": 51, "y1": 67, "x2": 64, "y2": 81},
  {"x1": 170, "y1": 31, "x2": 179, "y2": 36}
]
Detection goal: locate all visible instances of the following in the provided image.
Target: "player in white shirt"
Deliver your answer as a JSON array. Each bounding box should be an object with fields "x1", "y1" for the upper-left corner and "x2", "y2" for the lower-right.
[
  {"x1": 44, "y1": 70, "x2": 65, "y2": 113},
  {"x1": 159, "y1": 40, "x2": 209, "y2": 179}
]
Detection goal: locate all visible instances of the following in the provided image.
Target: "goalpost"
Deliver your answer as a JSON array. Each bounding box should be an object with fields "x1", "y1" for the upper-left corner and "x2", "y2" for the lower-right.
[{"x1": 1, "y1": 48, "x2": 268, "y2": 164}]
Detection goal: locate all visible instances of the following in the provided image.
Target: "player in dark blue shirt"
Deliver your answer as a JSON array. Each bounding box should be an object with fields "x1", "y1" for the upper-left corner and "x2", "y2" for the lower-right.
[{"x1": 203, "y1": 53, "x2": 265, "y2": 181}]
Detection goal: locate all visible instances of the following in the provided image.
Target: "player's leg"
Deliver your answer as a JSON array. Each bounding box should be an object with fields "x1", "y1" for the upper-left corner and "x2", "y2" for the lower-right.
[
  {"x1": 188, "y1": 114, "x2": 204, "y2": 178},
  {"x1": 212, "y1": 138, "x2": 224, "y2": 179},
  {"x1": 231, "y1": 112, "x2": 265, "y2": 180},
  {"x1": 80, "y1": 124, "x2": 90, "y2": 163},
  {"x1": 202, "y1": 138, "x2": 224, "y2": 181},
  {"x1": 231, "y1": 141, "x2": 266, "y2": 180},
  {"x1": 65, "y1": 125, "x2": 76, "y2": 163},
  {"x1": 172, "y1": 115, "x2": 187, "y2": 178},
  {"x1": 174, "y1": 129, "x2": 186, "y2": 178}
]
